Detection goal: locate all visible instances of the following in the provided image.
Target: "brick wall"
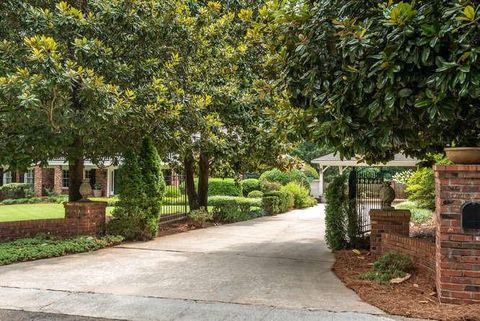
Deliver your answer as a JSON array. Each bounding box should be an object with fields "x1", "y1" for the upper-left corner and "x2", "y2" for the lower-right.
[
  {"x1": 53, "y1": 166, "x2": 64, "y2": 195},
  {"x1": 0, "y1": 202, "x2": 106, "y2": 241},
  {"x1": 95, "y1": 169, "x2": 108, "y2": 197},
  {"x1": 434, "y1": 165, "x2": 480, "y2": 305},
  {"x1": 370, "y1": 209, "x2": 411, "y2": 255},
  {"x1": 381, "y1": 233, "x2": 436, "y2": 280}
]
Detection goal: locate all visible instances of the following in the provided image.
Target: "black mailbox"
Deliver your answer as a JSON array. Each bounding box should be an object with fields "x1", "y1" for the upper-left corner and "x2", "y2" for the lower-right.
[{"x1": 462, "y1": 202, "x2": 480, "y2": 230}]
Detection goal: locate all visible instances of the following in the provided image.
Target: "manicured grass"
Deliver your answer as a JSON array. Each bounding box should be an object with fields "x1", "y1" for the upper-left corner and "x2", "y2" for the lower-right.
[
  {"x1": 0, "y1": 204, "x2": 65, "y2": 222},
  {"x1": 395, "y1": 201, "x2": 433, "y2": 223},
  {"x1": 0, "y1": 203, "x2": 188, "y2": 222},
  {"x1": 0, "y1": 235, "x2": 124, "y2": 266}
]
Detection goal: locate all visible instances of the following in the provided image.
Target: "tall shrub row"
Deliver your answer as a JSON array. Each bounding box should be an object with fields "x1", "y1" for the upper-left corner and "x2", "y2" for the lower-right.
[
  {"x1": 108, "y1": 138, "x2": 165, "y2": 241},
  {"x1": 325, "y1": 175, "x2": 359, "y2": 251}
]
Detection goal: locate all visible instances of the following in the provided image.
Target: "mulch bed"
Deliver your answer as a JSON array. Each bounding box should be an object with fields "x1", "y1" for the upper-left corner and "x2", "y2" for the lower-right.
[
  {"x1": 333, "y1": 250, "x2": 480, "y2": 321},
  {"x1": 157, "y1": 219, "x2": 217, "y2": 237},
  {"x1": 410, "y1": 218, "x2": 436, "y2": 242}
]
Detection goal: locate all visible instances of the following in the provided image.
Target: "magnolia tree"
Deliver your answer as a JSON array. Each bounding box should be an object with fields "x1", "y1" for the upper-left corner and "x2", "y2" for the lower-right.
[
  {"x1": 0, "y1": 0, "x2": 179, "y2": 201},
  {"x1": 156, "y1": 1, "x2": 290, "y2": 210},
  {"x1": 260, "y1": 0, "x2": 480, "y2": 163}
]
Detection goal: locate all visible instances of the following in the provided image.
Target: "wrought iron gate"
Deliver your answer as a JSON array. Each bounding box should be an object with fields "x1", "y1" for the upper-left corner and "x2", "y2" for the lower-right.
[
  {"x1": 348, "y1": 169, "x2": 384, "y2": 234},
  {"x1": 159, "y1": 174, "x2": 188, "y2": 224}
]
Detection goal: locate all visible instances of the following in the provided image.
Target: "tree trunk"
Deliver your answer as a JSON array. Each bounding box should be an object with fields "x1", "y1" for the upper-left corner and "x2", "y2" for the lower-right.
[
  {"x1": 197, "y1": 152, "x2": 209, "y2": 209},
  {"x1": 184, "y1": 151, "x2": 199, "y2": 210},
  {"x1": 68, "y1": 156, "x2": 84, "y2": 202},
  {"x1": 68, "y1": 136, "x2": 84, "y2": 202}
]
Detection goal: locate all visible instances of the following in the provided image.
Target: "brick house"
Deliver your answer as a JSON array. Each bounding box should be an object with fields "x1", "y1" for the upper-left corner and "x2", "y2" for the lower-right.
[
  {"x1": 0, "y1": 159, "x2": 178, "y2": 198},
  {"x1": 0, "y1": 159, "x2": 118, "y2": 197}
]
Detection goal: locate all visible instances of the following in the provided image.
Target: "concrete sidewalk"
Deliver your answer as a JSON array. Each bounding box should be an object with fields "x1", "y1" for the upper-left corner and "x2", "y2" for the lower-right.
[{"x1": 0, "y1": 206, "x2": 418, "y2": 321}]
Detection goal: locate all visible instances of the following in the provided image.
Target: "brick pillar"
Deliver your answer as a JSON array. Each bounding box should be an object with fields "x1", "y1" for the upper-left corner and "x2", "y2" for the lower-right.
[
  {"x1": 33, "y1": 166, "x2": 44, "y2": 196},
  {"x1": 64, "y1": 202, "x2": 107, "y2": 236},
  {"x1": 434, "y1": 165, "x2": 480, "y2": 305},
  {"x1": 369, "y1": 209, "x2": 411, "y2": 255},
  {"x1": 95, "y1": 169, "x2": 108, "y2": 197},
  {"x1": 53, "y1": 166, "x2": 63, "y2": 195}
]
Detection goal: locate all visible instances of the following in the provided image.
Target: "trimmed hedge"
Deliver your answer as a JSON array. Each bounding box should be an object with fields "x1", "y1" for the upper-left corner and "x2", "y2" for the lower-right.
[
  {"x1": 247, "y1": 190, "x2": 263, "y2": 198},
  {"x1": 180, "y1": 178, "x2": 242, "y2": 197},
  {"x1": 0, "y1": 183, "x2": 33, "y2": 200},
  {"x1": 263, "y1": 190, "x2": 294, "y2": 215},
  {"x1": 280, "y1": 182, "x2": 317, "y2": 209},
  {"x1": 208, "y1": 196, "x2": 262, "y2": 222},
  {"x1": 241, "y1": 178, "x2": 260, "y2": 196}
]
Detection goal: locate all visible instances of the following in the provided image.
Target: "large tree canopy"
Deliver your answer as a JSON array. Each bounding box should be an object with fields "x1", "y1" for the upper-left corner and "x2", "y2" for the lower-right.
[
  {"x1": 0, "y1": 0, "x2": 180, "y2": 200},
  {"x1": 261, "y1": 0, "x2": 480, "y2": 162}
]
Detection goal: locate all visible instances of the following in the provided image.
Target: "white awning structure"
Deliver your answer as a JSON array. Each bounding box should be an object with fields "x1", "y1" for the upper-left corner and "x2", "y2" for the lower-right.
[{"x1": 310, "y1": 153, "x2": 419, "y2": 200}]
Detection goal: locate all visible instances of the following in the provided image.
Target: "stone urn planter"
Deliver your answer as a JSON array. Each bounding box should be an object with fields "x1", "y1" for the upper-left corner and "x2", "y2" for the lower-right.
[
  {"x1": 79, "y1": 178, "x2": 93, "y2": 200},
  {"x1": 92, "y1": 183, "x2": 102, "y2": 197},
  {"x1": 445, "y1": 147, "x2": 480, "y2": 164}
]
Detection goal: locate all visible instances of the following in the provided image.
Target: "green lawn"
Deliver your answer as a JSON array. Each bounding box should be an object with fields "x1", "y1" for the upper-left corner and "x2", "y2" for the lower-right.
[{"x1": 0, "y1": 203, "x2": 191, "y2": 222}]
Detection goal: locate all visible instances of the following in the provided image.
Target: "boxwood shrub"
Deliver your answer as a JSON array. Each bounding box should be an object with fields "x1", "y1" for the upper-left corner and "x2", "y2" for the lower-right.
[
  {"x1": 208, "y1": 196, "x2": 261, "y2": 222},
  {"x1": 263, "y1": 190, "x2": 294, "y2": 214},
  {"x1": 247, "y1": 190, "x2": 263, "y2": 198},
  {"x1": 0, "y1": 183, "x2": 33, "y2": 200},
  {"x1": 241, "y1": 178, "x2": 260, "y2": 196},
  {"x1": 180, "y1": 178, "x2": 242, "y2": 197},
  {"x1": 280, "y1": 182, "x2": 317, "y2": 209},
  {"x1": 262, "y1": 196, "x2": 280, "y2": 216}
]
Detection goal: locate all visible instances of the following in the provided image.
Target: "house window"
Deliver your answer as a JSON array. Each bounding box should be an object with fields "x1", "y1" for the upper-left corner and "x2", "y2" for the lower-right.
[
  {"x1": 62, "y1": 170, "x2": 69, "y2": 188},
  {"x1": 3, "y1": 172, "x2": 12, "y2": 185},
  {"x1": 24, "y1": 170, "x2": 34, "y2": 185}
]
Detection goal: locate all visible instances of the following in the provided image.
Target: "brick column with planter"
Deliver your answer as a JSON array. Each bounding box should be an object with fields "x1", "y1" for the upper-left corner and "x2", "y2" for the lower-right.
[
  {"x1": 434, "y1": 165, "x2": 480, "y2": 304},
  {"x1": 369, "y1": 209, "x2": 411, "y2": 255}
]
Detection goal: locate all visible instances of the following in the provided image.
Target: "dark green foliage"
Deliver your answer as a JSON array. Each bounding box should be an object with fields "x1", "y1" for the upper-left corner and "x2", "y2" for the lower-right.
[
  {"x1": 280, "y1": 182, "x2": 317, "y2": 209},
  {"x1": 109, "y1": 139, "x2": 165, "y2": 241},
  {"x1": 0, "y1": 183, "x2": 33, "y2": 200},
  {"x1": 262, "y1": 196, "x2": 280, "y2": 216},
  {"x1": 362, "y1": 252, "x2": 414, "y2": 284},
  {"x1": 406, "y1": 168, "x2": 435, "y2": 210},
  {"x1": 263, "y1": 190, "x2": 294, "y2": 213},
  {"x1": 139, "y1": 137, "x2": 165, "y2": 238},
  {"x1": 325, "y1": 175, "x2": 347, "y2": 250},
  {"x1": 247, "y1": 190, "x2": 263, "y2": 198},
  {"x1": 208, "y1": 178, "x2": 242, "y2": 196},
  {"x1": 0, "y1": 235, "x2": 124, "y2": 266},
  {"x1": 259, "y1": 168, "x2": 309, "y2": 188},
  {"x1": 241, "y1": 178, "x2": 260, "y2": 196},
  {"x1": 346, "y1": 199, "x2": 360, "y2": 248},
  {"x1": 265, "y1": 0, "x2": 480, "y2": 162},
  {"x1": 208, "y1": 196, "x2": 261, "y2": 223}
]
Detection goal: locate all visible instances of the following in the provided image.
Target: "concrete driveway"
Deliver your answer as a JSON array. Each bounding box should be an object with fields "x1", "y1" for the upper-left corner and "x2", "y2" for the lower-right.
[{"x1": 0, "y1": 205, "x2": 415, "y2": 321}]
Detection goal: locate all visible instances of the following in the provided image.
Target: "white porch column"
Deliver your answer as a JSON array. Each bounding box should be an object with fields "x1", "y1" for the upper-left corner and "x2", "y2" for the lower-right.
[{"x1": 318, "y1": 165, "x2": 324, "y2": 199}]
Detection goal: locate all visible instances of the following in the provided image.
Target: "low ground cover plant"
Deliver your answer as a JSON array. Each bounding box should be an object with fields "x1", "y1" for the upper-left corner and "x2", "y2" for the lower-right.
[
  {"x1": 1, "y1": 195, "x2": 67, "y2": 205},
  {"x1": 362, "y1": 252, "x2": 414, "y2": 284},
  {"x1": 188, "y1": 207, "x2": 213, "y2": 227},
  {"x1": 0, "y1": 235, "x2": 124, "y2": 266}
]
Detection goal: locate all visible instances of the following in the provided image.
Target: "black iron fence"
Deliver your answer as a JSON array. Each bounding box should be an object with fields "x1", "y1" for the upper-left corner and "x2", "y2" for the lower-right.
[
  {"x1": 160, "y1": 174, "x2": 188, "y2": 220},
  {"x1": 349, "y1": 169, "x2": 384, "y2": 234}
]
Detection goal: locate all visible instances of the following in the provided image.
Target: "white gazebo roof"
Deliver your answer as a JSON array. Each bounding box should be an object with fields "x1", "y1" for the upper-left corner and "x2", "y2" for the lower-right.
[{"x1": 311, "y1": 153, "x2": 419, "y2": 168}]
